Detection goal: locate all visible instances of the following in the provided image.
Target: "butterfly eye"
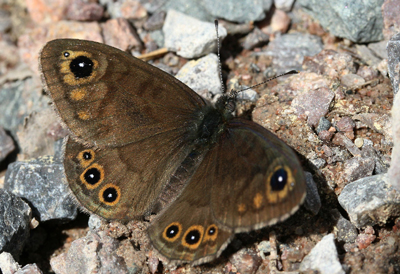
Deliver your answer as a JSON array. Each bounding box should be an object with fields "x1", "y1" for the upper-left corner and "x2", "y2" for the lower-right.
[
  {"x1": 84, "y1": 167, "x2": 101, "y2": 184},
  {"x1": 69, "y1": 56, "x2": 94, "y2": 79},
  {"x1": 163, "y1": 222, "x2": 182, "y2": 242},
  {"x1": 83, "y1": 151, "x2": 92, "y2": 160},
  {"x1": 270, "y1": 168, "x2": 288, "y2": 191},
  {"x1": 203, "y1": 224, "x2": 218, "y2": 242},
  {"x1": 182, "y1": 225, "x2": 204, "y2": 249},
  {"x1": 99, "y1": 184, "x2": 121, "y2": 206},
  {"x1": 80, "y1": 164, "x2": 104, "y2": 189},
  {"x1": 77, "y1": 149, "x2": 95, "y2": 167},
  {"x1": 266, "y1": 166, "x2": 295, "y2": 203}
]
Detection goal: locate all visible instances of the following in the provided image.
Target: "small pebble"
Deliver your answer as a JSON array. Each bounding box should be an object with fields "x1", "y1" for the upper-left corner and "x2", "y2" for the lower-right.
[
  {"x1": 336, "y1": 116, "x2": 355, "y2": 132},
  {"x1": 318, "y1": 130, "x2": 334, "y2": 141},
  {"x1": 354, "y1": 138, "x2": 364, "y2": 148}
]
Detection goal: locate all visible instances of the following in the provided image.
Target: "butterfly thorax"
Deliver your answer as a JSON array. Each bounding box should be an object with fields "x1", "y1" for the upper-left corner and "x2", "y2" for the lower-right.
[{"x1": 193, "y1": 94, "x2": 235, "y2": 147}]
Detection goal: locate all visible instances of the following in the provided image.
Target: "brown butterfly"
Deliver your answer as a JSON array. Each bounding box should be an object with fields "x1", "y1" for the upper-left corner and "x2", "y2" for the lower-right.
[{"x1": 39, "y1": 39, "x2": 306, "y2": 265}]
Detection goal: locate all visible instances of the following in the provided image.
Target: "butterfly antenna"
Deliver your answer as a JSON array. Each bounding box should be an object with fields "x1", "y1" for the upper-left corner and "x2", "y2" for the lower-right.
[
  {"x1": 215, "y1": 20, "x2": 225, "y2": 95},
  {"x1": 236, "y1": 70, "x2": 299, "y2": 94}
]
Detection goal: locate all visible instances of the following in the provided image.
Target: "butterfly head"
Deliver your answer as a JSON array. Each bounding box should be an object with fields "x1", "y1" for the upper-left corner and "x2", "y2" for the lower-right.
[{"x1": 215, "y1": 90, "x2": 237, "y2": 119}]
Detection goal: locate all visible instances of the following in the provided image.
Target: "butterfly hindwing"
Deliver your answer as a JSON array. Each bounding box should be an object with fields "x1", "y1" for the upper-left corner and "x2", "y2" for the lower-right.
[
  {"x1": 64, "y1": 122, "x2": 195, "y2": 221},
  {"x1": 148, "y1": 145, "x2": 233, "y2": 264}
]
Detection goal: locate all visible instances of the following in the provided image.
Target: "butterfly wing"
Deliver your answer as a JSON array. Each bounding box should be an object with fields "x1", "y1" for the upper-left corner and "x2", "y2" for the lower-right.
[
  {"x1": 64, "y1": 120, "x2": 195, "y2": 221},
  {"x1": 40, "y1": 39, "x2": 206, "y2": 148},
  {"x1": 147, "y1": 146, "x2": 233, "y2": 264},
  {"x1": 148, "y1": 118, "x2": 305, "y2": 263},
  {"x1": 40, "y1": 39, "x2": 210, "y2": 220},
  {"x1": 210, "y1": 118, "x2": 306, "y2": 231}
]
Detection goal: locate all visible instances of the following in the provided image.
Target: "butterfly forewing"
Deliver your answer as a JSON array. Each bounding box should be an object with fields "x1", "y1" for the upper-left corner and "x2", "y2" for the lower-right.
[
  {"x1": 210, "y1": 118, "x2": 306, "y2": 231},
  {"x1": 40, "y1": 39, "x2": 206, "y2": 148}
]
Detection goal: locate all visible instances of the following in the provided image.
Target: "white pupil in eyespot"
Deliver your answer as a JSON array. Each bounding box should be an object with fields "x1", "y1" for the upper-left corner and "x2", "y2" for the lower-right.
[
  {"x1": 79, "y1": 62, "x2": 85, "y2": 67},
  {"x1": 278, "y1": 176, "x2": 283, "y2": 182}
]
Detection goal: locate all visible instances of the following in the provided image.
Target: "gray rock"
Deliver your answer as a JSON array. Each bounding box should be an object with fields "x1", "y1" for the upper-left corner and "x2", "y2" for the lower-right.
[
  {"x1": 368, "y1": 40, "x2": 388, "y2": 59},
  {"x1": 18, "y1": 263, "x2": 44, "y2": 274},
  {"x1": 309, "y1": 157, "x2": 326, "y2": 169},
  {"x1": 338, "y1": 173, "x2": 400, "y2": 228},
  {"x1": 300, "y1": 234, "x2": 345, "y2": 274},
  {"x1": 0, "y1": 127, "x2": 14, "y2": 162},
  {"x1": 166, "y1": 0, "x2": 213, "y2": 21},
  {"x1": 163, "y1": 9, "x2": 227, "y2": 58},
  {"x1": 0, "y1": 190, "x2": 32, "y2": 259},
  {"x1": 241, "y1": 27, "x2": 269, "y2": 50},
  {"x1": 303, "y1": 172, "x2": 321, "y2": 215},
  {"x1": 262, "y1": 32, "x2": 323, "y2": 74},
  {"x1": 138, "y1": 0, "x2": 166, "y2": 14},
  {"x1": 299, "y1": 0, "x2": 384, "y2": 43},
  {"x1": 0, "y1": 79, "x2": 50, "y2": 140},
  {"x1": 237, "y1": 88, "x2": 259, "y2": 102},
  {"x1": 149, "y1": 29, "x2": 164, "y2": 48},
  {"x1": 316, "y1": 117, "x2": 331, "y2": 134},
  {"x1": 262, "y1": 0, "x2": 273, "y2": 11},
  {"x1": 356, "y1": 45, "x2": 382, "y2": 67},
  {"x1": 337, "y1": 216, "x2": 358, "y2": 244},
  {"x1": 145, "y1": 0, "x2": 214, "y2": 21},
  {"x1": 361, "y1": 141, "x2": 389, "y2": 174},
  {"x1": 389, "y1": 90, "x2": 400, "y2": 192},
  {"x1": 53, "y1": 139, "x2": 64, "y2": 162},
  {"x1": 144, "y1": 10, "x2": 166, "y2": 31},
  {"x1": 0, "y1": 252, "x2": 43, "y2": 273},
  {"x1": 16, "y1": 108, "x2": 62, "y2": 160},
  {"x1": 0, "y1": 252, "x2": 19, "y2": 273},
  {"x1": 227, "y1": 78, "x2": 259, "y2": 102},
  {"x1": 274, "y1": 0, "x2": 295, "y2": 11},
  {"x1": 343, "y1": 156, "x2": 375, "y2": 183},
  {"x1": 202, "y1": 0, "x2": 265, "y2": 23},
  {"x1": 4, "y1": 155, "x2": 78, "y2": 222},
  {"x1": 175, "y1": 53, "x2": 222, "y2": 96},
  {"x1": 88, "y1": 215, "x2": 103, "y2": 231},
  {"x1": 388, "y1": 32, "x2": 400, "y2": 95},
  {"x1": 0, "y1": 9, "x2": 11, "y2": 33},
  {"x1": 340, "y1": 73, "x2": 366, "y2": 88}
]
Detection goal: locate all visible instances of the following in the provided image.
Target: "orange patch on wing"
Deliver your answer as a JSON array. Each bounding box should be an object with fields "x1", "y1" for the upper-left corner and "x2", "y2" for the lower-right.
[{"x1": 253, "y1": 193, "x2": 263, "y2": 209}]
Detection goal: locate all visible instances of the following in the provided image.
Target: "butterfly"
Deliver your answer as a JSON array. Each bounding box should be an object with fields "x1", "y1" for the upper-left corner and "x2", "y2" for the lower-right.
[{"x1": 39, "y1": 38, "x2": 306, "y2": 265}]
